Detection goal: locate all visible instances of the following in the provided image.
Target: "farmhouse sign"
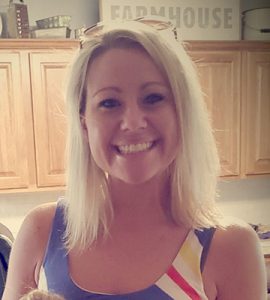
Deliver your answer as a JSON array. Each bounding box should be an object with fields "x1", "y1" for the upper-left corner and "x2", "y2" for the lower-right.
[{"x1": 99, "y1": 0, "x2": 241, "y2": 40}]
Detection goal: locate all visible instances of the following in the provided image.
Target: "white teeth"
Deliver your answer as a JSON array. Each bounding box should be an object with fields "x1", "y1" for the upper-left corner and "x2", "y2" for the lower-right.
[{"x1": 117, "y1": 142, "x2": 153, "y2": 154}]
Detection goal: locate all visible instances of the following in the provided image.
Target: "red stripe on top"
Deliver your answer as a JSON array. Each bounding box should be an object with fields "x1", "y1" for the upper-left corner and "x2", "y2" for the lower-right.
[{"x1": 167, "y1": 265, "x2": 202, "y2": 300}]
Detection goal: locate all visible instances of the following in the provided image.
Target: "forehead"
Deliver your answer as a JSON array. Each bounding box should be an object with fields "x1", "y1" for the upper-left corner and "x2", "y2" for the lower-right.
[{"x1": 86, "y1": 47, "x2": 168, "y2": 87}]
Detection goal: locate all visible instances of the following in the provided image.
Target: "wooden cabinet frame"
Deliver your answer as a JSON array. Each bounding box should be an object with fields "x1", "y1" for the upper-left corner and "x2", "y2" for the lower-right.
[
  {"x1": 242, "y1": 49, "x2": 270, "y2": 176},
  {"x1": 188, "y1": 41, "x2": 270, "y2": 179},
  {"x1": 189, "y1": 49, "x2": 241, "y2": 177},
  {"x1": 0, "y1": 40, "x2": 78, "y2": 192}
]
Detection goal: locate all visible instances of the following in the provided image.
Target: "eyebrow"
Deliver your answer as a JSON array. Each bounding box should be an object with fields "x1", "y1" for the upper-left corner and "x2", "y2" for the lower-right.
[
  {"x1": 141, "y1": 81, "x2": 168, "y2": 89},
  {"x1": 91, "y1": 81, "x2": 169, "y2": 97},
  {"x1": 91, "y1": 86, "x2": 121, "y2": 98}
]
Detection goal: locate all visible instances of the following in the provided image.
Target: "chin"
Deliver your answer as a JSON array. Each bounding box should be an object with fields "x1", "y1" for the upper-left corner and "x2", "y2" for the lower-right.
[
  {"x1": 116, "y1": 170, "x2": 165, "y2": 186},
  {"x1": 121, "y1": 178, "x2": 152, "y2": 186}
]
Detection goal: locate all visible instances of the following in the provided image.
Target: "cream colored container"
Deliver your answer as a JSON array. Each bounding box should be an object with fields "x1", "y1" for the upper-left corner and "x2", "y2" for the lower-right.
[{"x1": 243, "y1": 7, "x2": 270, "y2": 40}]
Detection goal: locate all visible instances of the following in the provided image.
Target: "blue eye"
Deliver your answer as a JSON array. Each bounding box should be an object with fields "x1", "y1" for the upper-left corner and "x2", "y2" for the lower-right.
[
  {"x1": 99, "y1": 99, "x2": 120, "y2": 109},
  {"x1": 144, "y1": 93, "x2": 164, "y2": 105}
]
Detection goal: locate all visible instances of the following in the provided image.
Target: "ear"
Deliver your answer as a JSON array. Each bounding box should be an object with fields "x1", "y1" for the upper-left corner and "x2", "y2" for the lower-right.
[
  {"x1": 80, "y1": 114, "x2": 86, "y2": 128},
  {"x1": 80, "y1": 115, "x2": 88, "y2": 133}
]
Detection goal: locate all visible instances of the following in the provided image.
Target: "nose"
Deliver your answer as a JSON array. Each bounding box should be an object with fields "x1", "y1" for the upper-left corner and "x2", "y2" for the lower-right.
[{"x1": 120, "y1": 103, "x2": 147, "y2": 131}]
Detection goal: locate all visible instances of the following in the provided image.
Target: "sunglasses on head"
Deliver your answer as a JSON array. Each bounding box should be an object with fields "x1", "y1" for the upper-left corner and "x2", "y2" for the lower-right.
[{"x1": 79, "y1": 16, "x2": 178, "y2": 48}]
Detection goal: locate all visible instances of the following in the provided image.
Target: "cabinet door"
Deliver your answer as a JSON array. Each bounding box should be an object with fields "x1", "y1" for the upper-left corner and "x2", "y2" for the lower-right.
[
  {"x1": 0, "y1": 52, "x2": 35, "y2": 189},
  {"x1": 190, "y1": 51, "x2": 241, "y2": 177},
  {"x1": 30, "y1": 50, "x2": 74, "y2": 187},
  {"x1": 243, "y1": 51, "x2": 270, "y2": 175}
]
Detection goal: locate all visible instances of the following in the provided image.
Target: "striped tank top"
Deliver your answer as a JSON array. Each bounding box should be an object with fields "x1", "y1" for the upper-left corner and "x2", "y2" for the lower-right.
[{"x1": 40, "y1": 201, "x2": 215, "y2": 299}]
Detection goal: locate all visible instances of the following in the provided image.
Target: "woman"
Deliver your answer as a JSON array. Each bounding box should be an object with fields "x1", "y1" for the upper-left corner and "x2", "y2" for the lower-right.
[{"x1": 3, "y1": 19, "x2": 267, "y2": 299}]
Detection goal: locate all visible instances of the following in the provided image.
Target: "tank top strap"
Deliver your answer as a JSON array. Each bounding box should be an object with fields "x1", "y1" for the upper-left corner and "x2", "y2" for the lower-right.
[
  {"x1": 43, "y1": 198, "x2": 66, "y2": 264},
  {"x1": 194, "y1": 227, "x2": 216, "y2": 272},
  {"x1": 42, "y1": 198, "x2": 70, "y2": 294},
  {"x1": 158, "y1": 229, "x2": 212, "y2": 300}
]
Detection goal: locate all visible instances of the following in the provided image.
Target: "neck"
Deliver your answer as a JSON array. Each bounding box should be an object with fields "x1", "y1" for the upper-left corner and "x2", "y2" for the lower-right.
[{"x1": 108, "y1": 174, "x2": 171, "y2": 224}]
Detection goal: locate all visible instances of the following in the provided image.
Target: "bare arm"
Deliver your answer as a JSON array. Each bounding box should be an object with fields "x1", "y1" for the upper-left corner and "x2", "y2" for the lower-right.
[
  {"x1": 208, "y1": 221, "x2": 267, "y2": 300},
  {"x1": 2, "y1": 203, "x2": 56, "y2": 300}
]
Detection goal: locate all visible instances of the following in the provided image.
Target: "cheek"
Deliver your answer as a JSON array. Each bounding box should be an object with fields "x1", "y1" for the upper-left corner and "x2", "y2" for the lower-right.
[
  {"x1": 163, "y1": 106, "x2": 178, "y2": 135},
  {"x1": 166, "y1": 110, "x2": 180, "y2": 153},
  {"x1": 171, "y1": 121, "x2": 181, "y2": 158},
  {"x1": 87, "y1": 130, "x2": 106, "y2": 170},
  {"x1": 85, "y1": 120, "x2": 113, "y2": 162},
  {"x1": 86, "y1": 125, "x2": 102, "y2": 151}
]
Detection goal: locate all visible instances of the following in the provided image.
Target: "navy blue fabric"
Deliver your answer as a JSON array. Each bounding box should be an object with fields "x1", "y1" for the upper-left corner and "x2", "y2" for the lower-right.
[
  {"x1": 0, "y1": 234, "x2": 12, "y2": 298},
  {"x1": 43, "y1": 202, "x2": 173, "y2": 300},
  {"x1": 194, "y1": 227, "x2": 216, "y2": 272}
]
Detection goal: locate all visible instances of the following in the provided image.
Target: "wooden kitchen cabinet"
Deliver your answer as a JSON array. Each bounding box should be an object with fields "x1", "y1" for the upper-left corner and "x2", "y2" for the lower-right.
[
  {"x1": 188, "y1": 41, "x2": 270, "y2": 178},
  {"x1": 242, "y1": 50, "x2": 270, "y2": 176},
  {"x1": 190, "y1": 49, "x2": 241, "y2": 177},
  {"x1": 0, "y1": 40, "x2": 78, "y2": 191},
  {"x1": 30, "y1": 51, "x2": 74, "y2": 187},
  {"x1": 0, "y1": 50, "x2": 35, "y2": 189}
]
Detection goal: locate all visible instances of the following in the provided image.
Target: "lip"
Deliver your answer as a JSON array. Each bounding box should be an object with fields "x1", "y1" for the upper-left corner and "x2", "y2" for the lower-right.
[{"x1": 113, "y1": 140, "x2": 157, "y2": 155}]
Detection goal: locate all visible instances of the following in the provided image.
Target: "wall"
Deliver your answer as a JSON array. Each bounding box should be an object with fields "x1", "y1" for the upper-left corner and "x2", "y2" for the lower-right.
[
  {"x1": 0, "y1": 191, "x2": 63, "y2": 237},
  {"x1": 217, "y1": 177, "x2": 270, "y2": 225},
  {"x1": 0, "y1": 0, "x2": 269, "y2": 237},
  {"x1": 1, "y1": 0, "x2": 269, "y2": 35},
  {"x1": 24, "y1": 0, "x2": 100, "y2": 29},
  {"x1": 241, "y1": 0, "x2": 270, "y2": 12},
  {"x1": 0, "y1": 0, "x2": 100, "y2": 38}
]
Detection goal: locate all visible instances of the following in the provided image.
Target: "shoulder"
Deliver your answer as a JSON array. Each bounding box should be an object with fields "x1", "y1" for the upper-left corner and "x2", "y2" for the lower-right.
[
  {"x1": 205, "y1": 218, "x2": 267, "y2": 300},
  {"x1": 214, "y1": 217, "x2": 260, "y2": 254},
  {"x1": 20, "y1": 202, "x2": 57, "y2": 245},
  {"x1": 14, "y1": 201, "x2": 57, "y2": 264},
  {"x1": 3, "y1": 202, "x2": 57, "y2": 298}
]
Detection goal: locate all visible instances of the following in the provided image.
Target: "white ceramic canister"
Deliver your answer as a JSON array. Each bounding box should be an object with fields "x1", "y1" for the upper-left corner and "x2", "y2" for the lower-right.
[{"x1": 243, "y1": 7, "x2": 270, "y2": 40}]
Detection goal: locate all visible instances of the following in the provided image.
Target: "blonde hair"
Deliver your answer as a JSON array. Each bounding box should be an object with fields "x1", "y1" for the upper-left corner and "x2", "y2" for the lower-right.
[
  {"x1": 20, "y1": 289, "x2": 65, "y2": 300},
  {"x1": 64, "y1": 20, "x2": 221, "y2": 250}
]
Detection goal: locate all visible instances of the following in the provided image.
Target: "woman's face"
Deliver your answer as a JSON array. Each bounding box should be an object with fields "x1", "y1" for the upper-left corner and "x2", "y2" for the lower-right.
[{"x1": 83, "y1": 47, "x2": 179, "y2": 185}]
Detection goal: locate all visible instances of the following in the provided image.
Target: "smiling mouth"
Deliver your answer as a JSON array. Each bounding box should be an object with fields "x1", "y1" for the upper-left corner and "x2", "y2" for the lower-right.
[{"x1": 115, "y1": 141, "x2": 155, "y2": 154}]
